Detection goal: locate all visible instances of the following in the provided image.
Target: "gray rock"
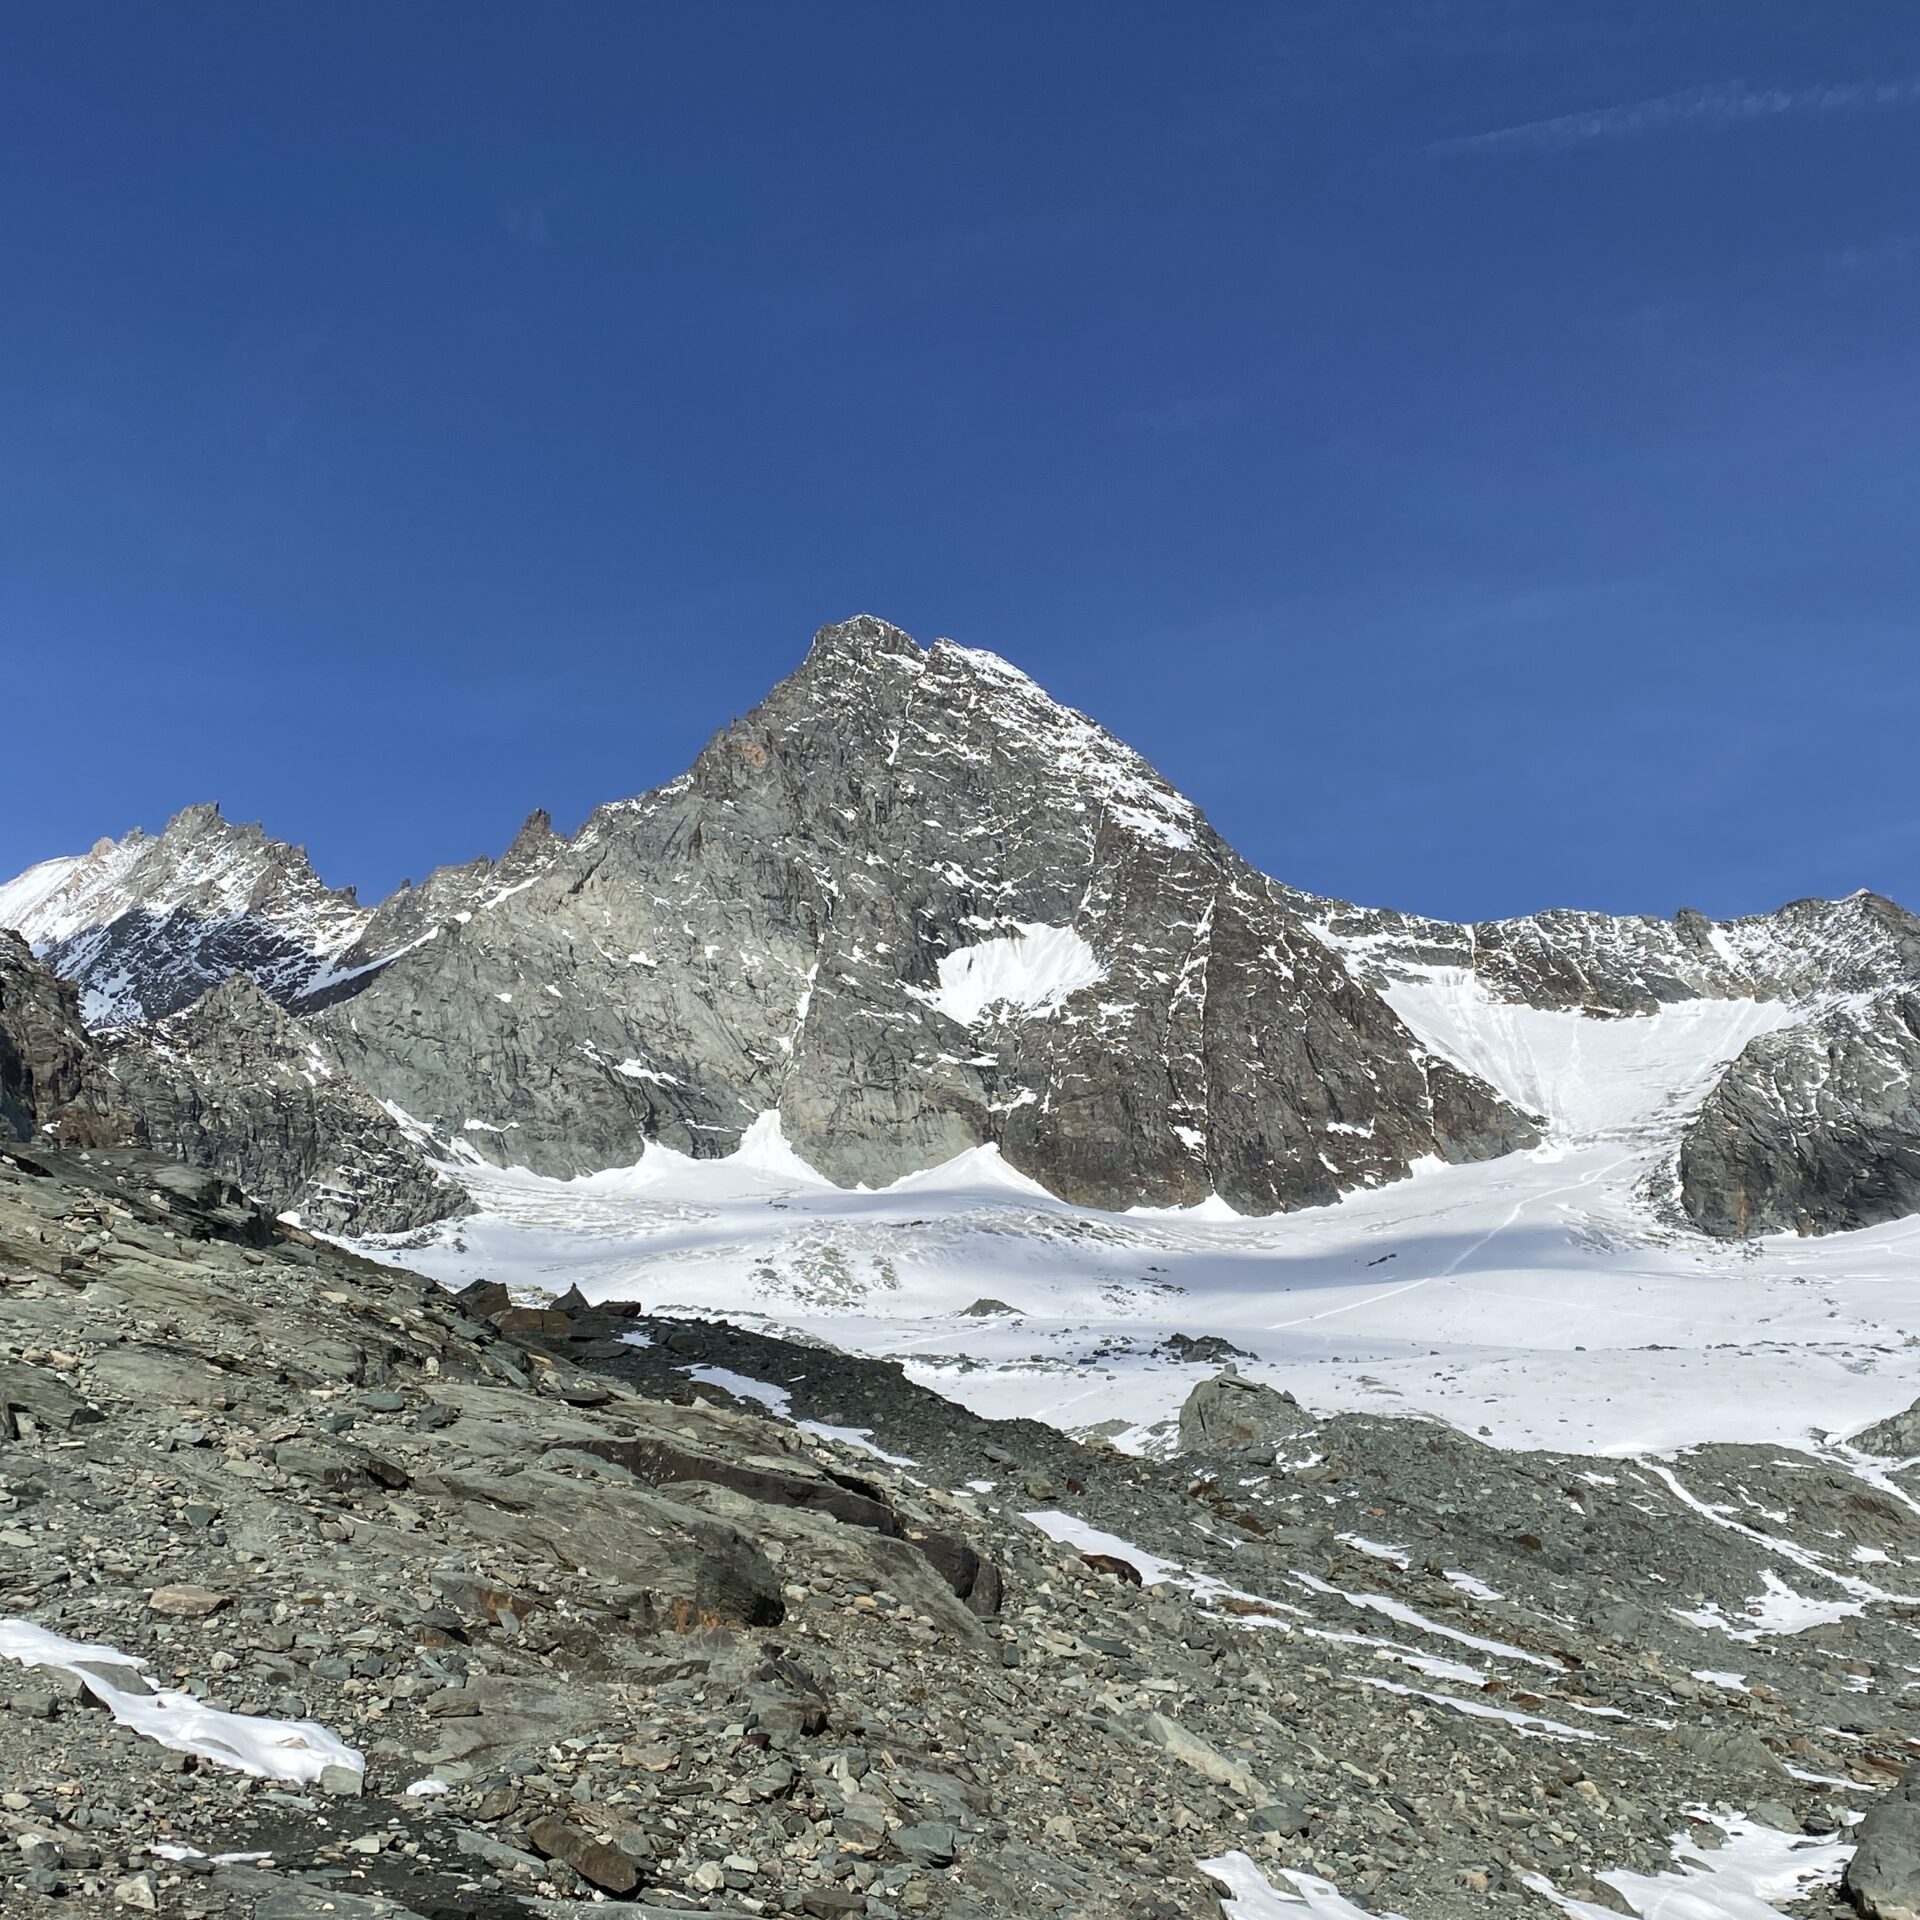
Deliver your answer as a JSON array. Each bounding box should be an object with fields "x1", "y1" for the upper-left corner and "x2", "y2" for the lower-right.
[
  {"x1": 416, "y1": 1465, "x2": 786, "y2": 1628},
  {"x1": 1292, "y1": 886, "x2": 1920, "y2": 1011},
  {"x1": 0, "y1": 1358, "x2": 106, "y2": 1440},
  {"x1": 893, "y1": 1818, "x2": 959, "y2": 1866},
  {"x1": 1846, "y1": 1765, "x2": 1920, "y2": 1920},
  {"x1": 1249, "y1": 1796, "x2": 1313, "y2": 1837},
  {"x1": 526, "y1": 1813, "x2": 642, "y2": 1894},
  {"x1": 1857, "y1": 1399, "x2": 1920, "y2": 1458},
  {"x1": 1679, "y1": 988, "x2": 1920, "y2": 1237},
  {"x1": 0, "y1": 1127, "x2": 1917, "y2": 1920},
  {"x1": 309, "y1": 618, "x2": 1536, "y2": 1216},
  {"x1": 248, "y1": 1889, "x2": 428, "y2": 1919},
  {"x1": 1178, "y1": 1368, "x2": 1313, "y2": 1455},
  {"x1": 1127, "y1": 1706, "x2": 1266, "y2": 1800}
]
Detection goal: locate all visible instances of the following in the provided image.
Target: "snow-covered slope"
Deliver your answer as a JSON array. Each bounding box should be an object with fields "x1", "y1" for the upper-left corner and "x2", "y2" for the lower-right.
[
  {"x1": 372, "y1": 973, "x2": 1920, "y2": 1457},
  {"x1": 0, "y1": 853, "x2": 94, "y2": 935},
  {"x1": 0, "y1": 804, "x2": 370, "y2": 1026},
  {"x1": 1377, "y1": 967, "x2": 1801, "y2": 1144},
  {"x1": 1296, "y1": 885, "x2": 1920, "y2": 1237}
]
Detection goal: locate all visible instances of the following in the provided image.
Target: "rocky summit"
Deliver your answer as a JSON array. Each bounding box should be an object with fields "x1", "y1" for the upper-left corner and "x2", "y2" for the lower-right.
[{"x1": 6, "y1": 618, "x2": 1546, "y2": 1217}]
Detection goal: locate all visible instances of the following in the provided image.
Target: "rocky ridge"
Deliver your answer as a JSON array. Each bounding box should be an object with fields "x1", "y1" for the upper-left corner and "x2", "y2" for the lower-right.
[
  {"x1": 0, "y1": 806, "x2": 370, "y2": 1029},
  {"x1": 110, "y1": 976, "x2": 465, "y2": 1237},
  {"x1": 0, "y1": 939, "x2": 457, "y2": 1237},
  {"x1": 1288, "y1": 889, "x2": 1920, "y2": 1014}
]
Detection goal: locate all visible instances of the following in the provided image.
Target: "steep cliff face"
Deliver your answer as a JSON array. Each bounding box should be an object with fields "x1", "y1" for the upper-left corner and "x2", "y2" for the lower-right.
[
  {"x1": 0, "y1": 931, "x2": 138, "y2": 1147},
  {"x1": 112, "y1": 975, "x2": 465, "y2": 1235},
  {"x1": 308, "y1": 618, "x2": 1535, "y2": 1212}
]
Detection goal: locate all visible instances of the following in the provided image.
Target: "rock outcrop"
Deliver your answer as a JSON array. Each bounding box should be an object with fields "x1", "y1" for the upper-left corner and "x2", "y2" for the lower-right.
[
  {"x1": 1177, "y1": 1369, "x2": 1313, "y2": 1456},
  {"x1": 1856, "y1": 1396, "x2": 1920, "y2": 1458},
  {"x1": 1677, "y1": 989, "x2": 1920, "y2": 1237},
  {"x1": 1300, "y1": 884, "x2": 1920, "y2": 1238},
  {"x1": 110, "y1": 974, "x2": 465, "y2": 1235},
  {"x1": 0, "y1": 931, "x2": 137, "y2": 1148}
]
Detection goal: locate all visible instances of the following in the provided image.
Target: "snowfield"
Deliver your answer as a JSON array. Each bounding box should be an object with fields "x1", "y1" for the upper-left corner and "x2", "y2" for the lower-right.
[{"x1": 366, "y1": 971, "x2": 1920, "y2": 1457}]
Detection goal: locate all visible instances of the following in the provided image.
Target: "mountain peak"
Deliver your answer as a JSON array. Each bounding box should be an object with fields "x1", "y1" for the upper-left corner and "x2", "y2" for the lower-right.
[
  {"x1": 504, "y1": 807, "x2": 561, "y2": 867},
  {"x1": 807, "y1": 614, "x2": 923, "y2": 664},
  {"x1": 164, "y1": 801, "x2": 226, "y2": 838}
]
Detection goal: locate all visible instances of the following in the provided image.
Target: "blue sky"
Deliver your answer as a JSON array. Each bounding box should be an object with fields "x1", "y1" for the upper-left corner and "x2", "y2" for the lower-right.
[{"x1": 5, "y1": 3, "x2": 1919, "y2": 922}]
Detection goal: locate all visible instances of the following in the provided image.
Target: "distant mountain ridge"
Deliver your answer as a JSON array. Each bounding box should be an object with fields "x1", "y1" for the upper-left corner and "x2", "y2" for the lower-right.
[{"x1": 6, "y1": 614, "x2": 1919, "y2": 1241}]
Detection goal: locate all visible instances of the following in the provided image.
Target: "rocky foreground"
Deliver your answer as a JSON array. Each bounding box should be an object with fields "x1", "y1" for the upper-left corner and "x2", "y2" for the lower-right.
[{"x1": 1, "y1": 1142, "x2": 1918, "y2": 1919}]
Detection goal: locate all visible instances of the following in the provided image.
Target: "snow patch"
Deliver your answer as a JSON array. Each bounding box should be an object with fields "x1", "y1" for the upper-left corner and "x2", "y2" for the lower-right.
[
  {"x1": 0, "y1": 1618, "x2": 363, "y2": 1784},
  {"x1": 927, "y1": 923, "x2": 1105, "y2": 1027},
  {"x1": 1524, "y1": 1810, "x2": 1849, "y2": 1919},
  {"x1": 681, "y1": 1366, "x2": 916, "y2": 1465},
  {"x1": 1022, "y1": 1510, "x2": 1183, "y2": 1586},
  {"x1": 1674, "y1": 1570, "x2": 1866, "y2": 1642},
  {"x1": 1289, "y1": 1568, "x2": 1559, "y2": 1669},
  {"x1": 1358, "y1": 1674, "x2": 1600, "y2": 1742},
  {"x1": 1202, "y1": 1850, "x2": 1410, "y2": 1918}
]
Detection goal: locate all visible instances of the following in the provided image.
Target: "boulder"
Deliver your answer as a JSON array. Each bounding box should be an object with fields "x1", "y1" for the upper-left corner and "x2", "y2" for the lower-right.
[
  {"x1": 1178, "y1": 1368, "x2": 1313, "y2": 1455},
  {"x1": 526, "y1": 1815, "x2": 642, "y2": 1895},
  {"x1": 1847, "y1": 1764, "x2": 1920, "y2": 1920},
  {"x1": 1855, "y1": 1400, "x2": 1920, "y2": 1458}
]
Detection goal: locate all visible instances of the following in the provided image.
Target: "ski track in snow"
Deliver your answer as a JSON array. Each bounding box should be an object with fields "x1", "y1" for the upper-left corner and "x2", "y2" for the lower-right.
[{"x1": 356, "y1": 977, "x2": 1920, "y2": 1459}]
